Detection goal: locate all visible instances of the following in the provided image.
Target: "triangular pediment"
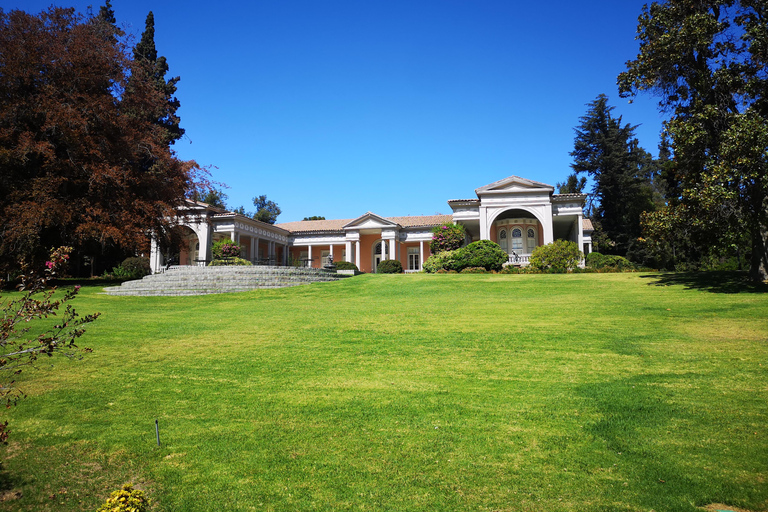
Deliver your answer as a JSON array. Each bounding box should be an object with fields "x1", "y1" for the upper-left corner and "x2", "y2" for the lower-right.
[
  {"x1": 343, "y1": 212, "x2": 401, "y2": 230},
  {"x1": 475, "y1": 175, "x2": 554, "y2": 196}
]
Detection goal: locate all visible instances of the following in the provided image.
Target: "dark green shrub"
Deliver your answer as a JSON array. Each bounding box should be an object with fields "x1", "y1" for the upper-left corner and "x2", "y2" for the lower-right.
[
  {"x1": 529, "y1": 240, "x2": 583, "y2": 273},
  {"x1": 423, "y1": 250, "x2": 462, "y2": 273},
  {"x1": 456, "y1": 240, "x2": 507, "y2": 271},
  {"x1": 334, "y1": 261, "x2": 359, "y2": 271},
  {"x1": 121, "y1": 256, "x2": 151, "y2": 278},
  {"x1": 586, "y1": 252, "x2": 636, "y2": 271},
  {"x1": 429, "y1": 223, "x2": 466, "y2": 254},
  {"x1": 585, "y1": 252, "x2": 607, "y2": 268},
  {"x1": 377, "y1": 259, "x2": 403, "y2": 274},
  {"x1": 97, "y1": 484, "x2": 150, "y2": 512}
]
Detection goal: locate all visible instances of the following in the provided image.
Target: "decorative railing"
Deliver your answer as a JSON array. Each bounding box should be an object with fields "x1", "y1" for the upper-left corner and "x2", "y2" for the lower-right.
[{"x1": 507, "y1": 254, "x2": 530, "y2": 266}]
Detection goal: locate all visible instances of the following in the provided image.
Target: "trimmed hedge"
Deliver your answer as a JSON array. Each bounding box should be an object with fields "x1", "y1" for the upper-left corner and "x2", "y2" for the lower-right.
[
  {"x1": 377, "y1": 259, "x2": 403, "y2": 274},
  {"x1": 334, "y1": 261, "x2": 359, "y2": 271},
  {"x1": 456, "y1": 240, "x2": 507, "y2": 271},
  {"x1": 423, "y1": 249, "x2": 462, "y2": 273},
  {"x1": 424, "y1": 240, "x2": 507, "y2": 273},
  {"x1": 529, "y1": 240, "x2": 583, "y2": 273},
  {"x1": 209, "y1": 257, "x2": 252, "y2": 266},
  {"x1": 585, "y1": 252, "x2": 637, "y2": 271}
]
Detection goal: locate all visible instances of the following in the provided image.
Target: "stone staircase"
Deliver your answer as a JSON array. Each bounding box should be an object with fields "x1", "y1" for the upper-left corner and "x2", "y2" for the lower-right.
[{"x1": 103, "y1": 265, "x2": 347, "y2": 296}]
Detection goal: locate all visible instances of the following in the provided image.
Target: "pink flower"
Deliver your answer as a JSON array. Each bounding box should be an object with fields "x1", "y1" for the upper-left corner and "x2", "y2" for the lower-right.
[{"x1": 45, "y1": 261, "x2": 54, "y2": 269}]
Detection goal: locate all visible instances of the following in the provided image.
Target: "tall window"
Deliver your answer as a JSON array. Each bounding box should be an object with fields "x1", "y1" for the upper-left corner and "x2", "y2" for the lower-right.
[
  {"x1": 527, "y1": 228, "x2": 536, "y2": 252},
  {"x1": 408, "y1": 247, "x2": 420, "y2": 270},
  {"x1": 499, "y1": 229, "x2": 507, "y2": 251},
  {"x1": 511, "y1": 228, "x2": 523, "y2": 251},
  {"x1": 321, "y1": 250, "x2": 331, "y2": 266}
]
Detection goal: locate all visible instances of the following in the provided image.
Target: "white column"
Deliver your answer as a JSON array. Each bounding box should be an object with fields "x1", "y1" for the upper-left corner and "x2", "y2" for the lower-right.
[
  {"x1": 389, "y1": 239, "x2": 396, "y2": 262},
  {"x1": 308, "y1": 245, "x2": 313, "y2": 268},
  {"x1": 198, "y1": 224, "x2": 211, "y2": 264},
  {"x1": 577, "y1": 213, "x2": 585, "y2": 267},
  {"x1": 480, "y1": 207, "x2": 489, "y2": 240},
  {"x1": 345, "y1": 241, "x2": 352, "y2": 262},
  {"x1": 419, "y1": 240, "x2": 424, "y2": 269},
  {"x1": 231, "y1": 230, "x2": 237, "y2": 243},
  {"x1": 150, "y1": 235, "x2": 162, "y2": 273},
  {"x1": 355, "y1": 241, "x2": 361, "y2": 268}
]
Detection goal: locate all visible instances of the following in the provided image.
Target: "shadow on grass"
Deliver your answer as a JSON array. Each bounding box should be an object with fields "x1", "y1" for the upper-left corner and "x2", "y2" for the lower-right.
[
  {"x1": 641, "y1": 271, "x2": 768, "y2": 294},
  {"x1": 579, "y1": 373, "x2": 766, "y2": 511}
]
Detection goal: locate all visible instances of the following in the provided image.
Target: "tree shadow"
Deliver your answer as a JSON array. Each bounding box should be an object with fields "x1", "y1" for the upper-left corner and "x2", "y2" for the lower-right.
[{"x1": 640, "y1": 271, "x2": 768, "y2": 294}]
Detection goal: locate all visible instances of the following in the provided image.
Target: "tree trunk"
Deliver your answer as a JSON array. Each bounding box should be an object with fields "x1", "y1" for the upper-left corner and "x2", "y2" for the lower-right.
[{"x1": 750, "y1": 222, "x2": 768, "y2": 283}]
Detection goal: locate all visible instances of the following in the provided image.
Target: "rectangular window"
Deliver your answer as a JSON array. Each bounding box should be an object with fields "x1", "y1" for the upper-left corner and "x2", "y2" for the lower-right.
[
  {"x1": 321, "y1": 250, "x2": 330, "y2": 266},
  {"x1": 408, "y1": 247, "x2": 420, "y2": 271},
  {"x1": 511, "y1": 238, "x2": 523, "y2": 251},
  {"x1": 299, "y1": 251, "x2": 308, "y2": 267}
]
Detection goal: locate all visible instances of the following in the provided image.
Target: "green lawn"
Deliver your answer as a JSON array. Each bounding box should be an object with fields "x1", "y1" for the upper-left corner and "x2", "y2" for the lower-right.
[{"x1": 1, "y1": 273, "x2": 766, "y2": 512}]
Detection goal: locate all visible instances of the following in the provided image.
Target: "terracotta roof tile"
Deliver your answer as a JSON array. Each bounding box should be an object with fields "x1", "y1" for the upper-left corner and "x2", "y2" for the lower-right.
[{"x1": 277, "y1": 214, "x2": 453, "y2": 233}]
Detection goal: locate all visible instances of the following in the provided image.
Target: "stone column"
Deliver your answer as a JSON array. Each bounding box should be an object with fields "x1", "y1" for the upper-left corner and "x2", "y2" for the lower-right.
[
  {"x1": 150, "y1": 235, "x2": 162, "y2": 273},
  {"x1": 355, "y1": 241, "x2": 361, "y2": 269},
  {"x1": 198, "y1": 223, "x2": 212, "y2": 264}
]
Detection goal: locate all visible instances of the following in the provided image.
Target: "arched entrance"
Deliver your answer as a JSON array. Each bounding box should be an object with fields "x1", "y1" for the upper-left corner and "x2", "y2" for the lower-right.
[
  {"x1": 169, "y1": 225, "x2": 200, "y2": 266},
  {"x1": 491, "y1": 209, "x2": 542, "y2": 260}
]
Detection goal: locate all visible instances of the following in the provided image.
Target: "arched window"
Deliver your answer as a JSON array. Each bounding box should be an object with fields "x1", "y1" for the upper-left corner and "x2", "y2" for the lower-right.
[
  {"x1": 527, "y1": 228, "x2": 536, "y2": 252},
  {"x1": 511, "y1": 228, "x2": 523, "y2": 251},
  {"x1": 499, "y1": 229, "x2": 507, "y2": 251}
]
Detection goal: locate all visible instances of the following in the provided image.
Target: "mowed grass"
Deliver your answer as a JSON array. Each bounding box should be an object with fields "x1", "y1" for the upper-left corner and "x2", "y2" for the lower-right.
[{"x1": 1, "y1": 272, "x2": 766, "y2": 511}]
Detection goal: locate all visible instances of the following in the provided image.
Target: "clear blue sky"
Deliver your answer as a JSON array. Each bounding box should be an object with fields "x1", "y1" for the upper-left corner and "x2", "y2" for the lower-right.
[{"x1": 12, "y1": 1, "x2": 666, "y2": 222}]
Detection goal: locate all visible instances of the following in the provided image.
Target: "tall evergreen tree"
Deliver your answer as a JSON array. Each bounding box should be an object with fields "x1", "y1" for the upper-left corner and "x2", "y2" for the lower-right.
[
  {"x1": 555, "y1": 173, "x2": 587, "y2": 195},
  {"x1": 570, "y1": 94, "x2": 658, "y2": 255},
  {"x1": 131, "y1": 11, "x2": 183, "y2": 145}
]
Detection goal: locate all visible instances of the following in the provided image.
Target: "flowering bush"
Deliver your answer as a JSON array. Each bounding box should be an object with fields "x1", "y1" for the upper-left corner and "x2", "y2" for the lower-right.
[
  {"x1": 96, "y1": 484, "x2": 150, "y2": 512},
  {"x1": 0, "y1": 247, "x2": 98, "y2": 443},
  {"x1": 429, "y1": 224, "x2": 466, "y2": 254},
  {"x1": 212, "y1": 238, "x2": 243, "y2": 259}
]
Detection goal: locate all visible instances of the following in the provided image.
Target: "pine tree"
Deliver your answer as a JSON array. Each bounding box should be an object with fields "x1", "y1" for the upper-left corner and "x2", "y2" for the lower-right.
[
  {"x1": 570, "y1": 94, "x2": 658, "y2": 255},
  {"x1": 132, "y1": 11, "x2": 183, "y2": 145}
]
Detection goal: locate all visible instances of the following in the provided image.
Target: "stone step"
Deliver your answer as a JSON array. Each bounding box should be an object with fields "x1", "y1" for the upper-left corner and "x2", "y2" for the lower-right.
[{"x1": 103, "y1": 265, "x2": 348, "y2": 296}]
